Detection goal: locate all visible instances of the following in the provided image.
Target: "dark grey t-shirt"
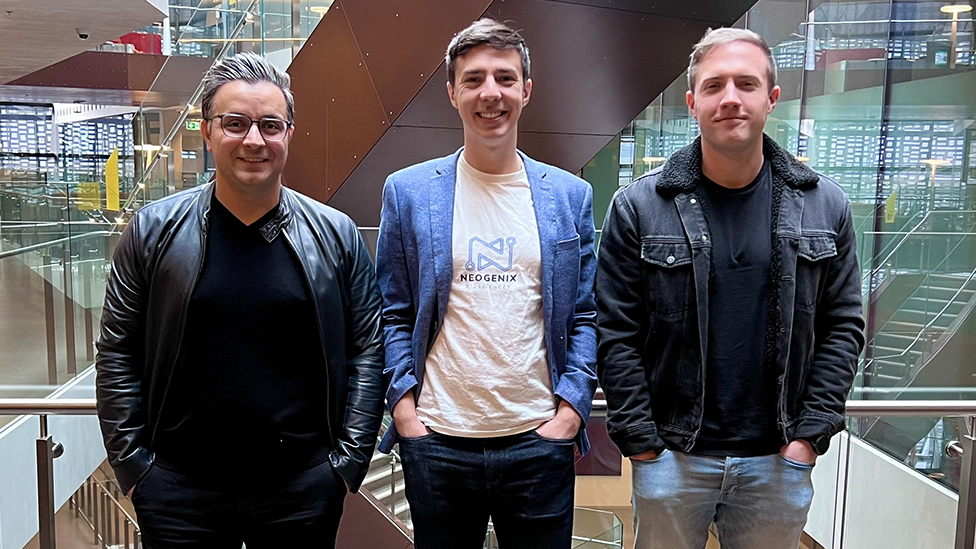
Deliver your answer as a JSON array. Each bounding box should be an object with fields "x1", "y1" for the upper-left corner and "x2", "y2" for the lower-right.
[{"x1": 692, "y1": 159, "x2": 781, "y2": 457}]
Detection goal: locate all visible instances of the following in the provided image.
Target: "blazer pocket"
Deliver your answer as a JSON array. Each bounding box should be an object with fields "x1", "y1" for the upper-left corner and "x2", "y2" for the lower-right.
[{"x1": 556, "y1": 234, "x2": 581, "y2": 252}]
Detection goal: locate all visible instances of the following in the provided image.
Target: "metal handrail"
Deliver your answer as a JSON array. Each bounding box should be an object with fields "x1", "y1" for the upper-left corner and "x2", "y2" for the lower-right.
[
  {"x1": 862, "y1": 210, "x2": 976, "y2": 283},
  {"x1": 4, "y1": 398, "x2": 976, "y2": 418},
  {"x1": 863, "y1": 210, "x2": 934, "y2": 282},
  {"x1": 71, "y1": 475, "x2": 141, "y2": 549},
  {"x1": 845, "y1": 400, "x2": 976, "y2": 417},
  {"x1": 866, "y1": 246, "x2": 976, "y2": 366},
  {"x1": 6, "y1": 397, "x2": 976, "y2": 549},
  {"x1": 0, "y1": 398, "x2": 97, "y2": 414},
  {"x1": 0, "y1": 231, "x2": 115, "y2": 260}
]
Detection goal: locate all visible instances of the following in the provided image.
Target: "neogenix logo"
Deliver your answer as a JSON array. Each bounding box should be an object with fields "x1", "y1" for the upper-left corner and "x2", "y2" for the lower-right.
[{"x1": 459, "y1": 236, "x2": 517, "y2": 283}]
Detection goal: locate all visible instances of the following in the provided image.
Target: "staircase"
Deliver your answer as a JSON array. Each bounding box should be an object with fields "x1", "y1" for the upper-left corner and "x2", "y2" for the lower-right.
[
  {"x1": 361, "y1": 445, "x2": 412, "y2": 529},
  {"x1": 865, "y1": 273, "x2": 976, "y2": 387}
]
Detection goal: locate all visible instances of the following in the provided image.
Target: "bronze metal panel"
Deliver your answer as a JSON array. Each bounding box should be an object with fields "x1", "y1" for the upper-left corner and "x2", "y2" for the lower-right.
[
  {"x1": 290, "y1": 0, "x2": 757, "y2": 222},
  {"x1": 328, "y1": 126, "x2": 464, "y2": 226},
  {"x1": 546, "y1": 0, "x2": 757, "y2": 23},
  {"x1": 2, "y1": 52, "x2": 212, "y2": 107},
  {"x1": 340, "y1": 0, "x2": 492, "y2": 121},
  {"x1": 285, "y1": 13, "x2": 330, "y2": 203},
  {"x1": 518, "y1": 131, "x2": 622, "y2": 175},
  {"x1": 322, "y1": 4, "x2": 390, "y2": 200},
  {"x1": 336, "y1": 491, "x2": 413, "y2": 549},
  {"x1": 391, "y1": 69, "x2": 462, "y2": 130},
  {"x1": 484, "y1": 0, "x2": 715, "y2": 136},
  {"x1": 0, "y1": 85, "x2": 147, "y2": 105},
  {"x1": 9, "y1": 51, "x2": 152, "y2": 89}
]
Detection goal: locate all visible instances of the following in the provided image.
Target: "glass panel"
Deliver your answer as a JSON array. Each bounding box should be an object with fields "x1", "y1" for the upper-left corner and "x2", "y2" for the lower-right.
[
  {"x1": 840, "y1": 420, "x2": 959, "y2": 548},
  {"x1": 0, "y1": 107, "x2": 121, "y2": 428}
]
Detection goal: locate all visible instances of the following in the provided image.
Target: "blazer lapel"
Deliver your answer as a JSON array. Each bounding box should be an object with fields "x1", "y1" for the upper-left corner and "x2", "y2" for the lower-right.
[
  {"x1": 429, "y1": 151, "x2": 461, "y2": 320},
  {"x1": 523, "y1": 151, "x2": 555, "y2": 329}
]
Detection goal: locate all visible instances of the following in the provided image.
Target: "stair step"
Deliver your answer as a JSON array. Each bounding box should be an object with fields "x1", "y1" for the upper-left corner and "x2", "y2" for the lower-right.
[
  {"x1": 911, "y1": 286, "x2": 975, "y2": 302},
  {"x1": 363, "y1": 463, "x2": 403, "y2": 490},
  {"x1": 924, "y1": 274, "x2": 976, "y2": 290},
  {"x1": 370, "y1": 477, "x2": 408, "y2": 502},
  {"x1": 887, "y1": 310, "x2": 956, "y2": 328},
  {"x1": 873, "y1": 330, "x2": 947, "y2": 350},
  {"x1": 902, "y1": 297, "x2": 967, "y2": 315},
  {"x1": 869, "y1": 344, "x2": 921, "y2": 362},
  {"x1": 861, "y1": 369, "x2": 907, "y2": 385}
]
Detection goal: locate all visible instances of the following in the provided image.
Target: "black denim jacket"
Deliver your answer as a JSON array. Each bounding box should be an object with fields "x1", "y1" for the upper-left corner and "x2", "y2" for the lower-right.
[
  {"x1": 95, "y1": 183, "x2": 385, "y2": 494},
  {"x1": 596, "y1": 136, "x2": 865, "y2": 457}
]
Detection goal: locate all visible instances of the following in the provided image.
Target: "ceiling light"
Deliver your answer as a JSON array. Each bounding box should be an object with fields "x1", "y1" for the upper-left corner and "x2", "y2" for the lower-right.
[
  {"x1": 309, "y1": 6, "x2": 329, "y2": 15},
  {"x1": 642, "y1": 156, "x2": 666, "y2": 164},
  {"x1": 941, "y1": 4, "x2": 973, "y2": 14}
]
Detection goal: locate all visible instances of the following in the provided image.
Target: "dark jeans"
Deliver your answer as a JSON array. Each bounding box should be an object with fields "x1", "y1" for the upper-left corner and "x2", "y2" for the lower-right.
[
  {"x1": 131, "y1": 458, "x2": 346, "y2": 548},
  {"x1": 399, "y1": 430, "x2": 576, "y2": 549}
]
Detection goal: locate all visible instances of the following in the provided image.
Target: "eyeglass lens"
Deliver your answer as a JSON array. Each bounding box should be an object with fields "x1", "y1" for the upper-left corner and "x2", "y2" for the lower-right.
[{"x1": 219, "y1": 115, "x2": 288, "y2": 141}]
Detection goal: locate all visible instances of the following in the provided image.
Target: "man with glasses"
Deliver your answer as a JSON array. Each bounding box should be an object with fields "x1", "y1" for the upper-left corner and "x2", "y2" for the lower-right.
[{"x1": 95, "y1": 52, "x2": 384, "y2": 548}]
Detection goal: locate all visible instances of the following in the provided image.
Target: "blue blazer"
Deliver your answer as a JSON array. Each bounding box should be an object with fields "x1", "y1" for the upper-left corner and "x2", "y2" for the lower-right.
[{"x1": 376, "y1": 149, "x2": 598, "y2": 453}]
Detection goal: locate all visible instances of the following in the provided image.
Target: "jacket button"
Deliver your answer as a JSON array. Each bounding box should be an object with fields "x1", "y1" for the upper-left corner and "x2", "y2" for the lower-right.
[
  {"x1": 666, "y1": 255, "x2": 676, "y2": 264},
  {"x1": 690, "y1": 198, "x2": 697, "y2": 204},
  {"x1": 702, "y1": 234, "x2": 708, "y2": 241}
]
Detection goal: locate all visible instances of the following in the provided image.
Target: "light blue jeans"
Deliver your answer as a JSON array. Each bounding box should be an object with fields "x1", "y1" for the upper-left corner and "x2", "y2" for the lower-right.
[{"x1": 632, "y1": 450, "x2": 814, "y2": 549}]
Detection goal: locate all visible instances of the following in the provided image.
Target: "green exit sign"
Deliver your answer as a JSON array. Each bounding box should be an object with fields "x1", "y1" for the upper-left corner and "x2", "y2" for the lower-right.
[{"x1": 186, "y1": 120, "x2": 201, "y2": 131}]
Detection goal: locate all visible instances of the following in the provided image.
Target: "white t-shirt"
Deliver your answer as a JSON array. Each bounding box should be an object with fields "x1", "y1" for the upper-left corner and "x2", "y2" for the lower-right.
[{"x1": 416, "y1": 153, "x2": 556, "y2": 437}]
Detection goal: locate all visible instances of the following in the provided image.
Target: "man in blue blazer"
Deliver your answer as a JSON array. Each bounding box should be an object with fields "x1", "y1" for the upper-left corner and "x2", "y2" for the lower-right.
[{"x1": 375, "y1": 18, "x2": 597, "y2": 549}]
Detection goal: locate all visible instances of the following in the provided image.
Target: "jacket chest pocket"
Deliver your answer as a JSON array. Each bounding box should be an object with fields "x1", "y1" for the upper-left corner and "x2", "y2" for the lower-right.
[
  {"x1": 795, "y1": 234, "x2": 838, "y2": 312},
  {"x1": 641, "y1": 238, "x2": 693, "y2": 319}
]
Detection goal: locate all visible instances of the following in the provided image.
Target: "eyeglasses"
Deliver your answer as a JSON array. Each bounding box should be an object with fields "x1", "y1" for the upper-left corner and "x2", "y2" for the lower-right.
[{"x1": 209, "y1": 113, "x2": 292, "y2": 141}]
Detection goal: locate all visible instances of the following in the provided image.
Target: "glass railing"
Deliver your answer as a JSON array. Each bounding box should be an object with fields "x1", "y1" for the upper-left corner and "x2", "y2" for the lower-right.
[
  {"x1": 821, "y1": 402, "x2": 976, "y2": 549},
  {"x1": 0, "y1": 0, "x2": 332, "y2": 412},
  {"x1": 123, "y1": 0, "x2": 330, "y2": 221},
  {"x1": 855, "y1": 208, "x2": 976, "y2": 491},
  {"x1": 7, "y1": 395, "x2": 976, "y2": 549},
  {"x1": 0, "y1": 182, "x2": 116, "y2": 424}
]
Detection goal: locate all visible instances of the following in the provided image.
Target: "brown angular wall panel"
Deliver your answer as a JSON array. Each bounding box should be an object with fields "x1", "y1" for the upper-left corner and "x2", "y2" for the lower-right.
[
  {"x1": 327, "y1": 126, "x2": 466, "y2": 226},
  {"x1": 286, "y1": 0, "x2": 758, "y2": 224},
  {"x1": 339, "y1": 0, "x2": 487, "y2": 121},
  {"x1": 285, "y1": 25, "x2": 329, "y2": 199},
  {"x1": 285, "y1": 0, "x2": 493, "y2": 204},
  {"x1": 322, "y1": 4, "x2": 389, "y2": 199},
  {"x1": 2, "y1": 51, "x2": 212, "y2": 106}
]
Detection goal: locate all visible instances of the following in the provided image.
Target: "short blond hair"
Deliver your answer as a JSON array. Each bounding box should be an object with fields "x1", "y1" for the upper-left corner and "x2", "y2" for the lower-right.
[{"x1": 687, "y1": 28, "x2": 777, "y2": 92}]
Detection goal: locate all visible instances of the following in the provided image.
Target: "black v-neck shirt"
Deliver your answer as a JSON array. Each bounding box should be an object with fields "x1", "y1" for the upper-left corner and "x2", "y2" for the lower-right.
[
  {"x1": 692, "y1": 159, "x2": 781, "y2": 457},
  {"x1": 154, "y1": 196, "x2": 330, "y2": 479}
]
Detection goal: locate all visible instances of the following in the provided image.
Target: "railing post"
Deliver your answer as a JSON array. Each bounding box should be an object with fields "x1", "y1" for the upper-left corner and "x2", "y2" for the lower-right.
[
  {"x1": 955, "y1": 416, "x2": 976, "y2": 549},
  {"x1": 42, "y1": 254, "x2": 57, "y2": 384},
  {"x1": 36, "y1": 415, "x2": 57, "y2": 549},
  {"x1": 61, "y1": 243, "x2": 77, "y2": 378},
  {"x1": 390, "y1": 455, "x2": 396, "y2": 513}
]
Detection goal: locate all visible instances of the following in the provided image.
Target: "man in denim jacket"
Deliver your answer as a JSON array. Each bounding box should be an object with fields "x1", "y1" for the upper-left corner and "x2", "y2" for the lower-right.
[{"x1": 596, "y1": 28, "x2": 864, "y2": 549}]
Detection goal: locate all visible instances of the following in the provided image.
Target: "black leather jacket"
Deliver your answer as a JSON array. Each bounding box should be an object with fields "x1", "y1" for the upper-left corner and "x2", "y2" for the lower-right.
[
  {"x1": 596, "y1": 136, "x2": 865, "y2": 457},
  {"x1": 95, "y1": 183, "x2": 384, "y2": 494}
]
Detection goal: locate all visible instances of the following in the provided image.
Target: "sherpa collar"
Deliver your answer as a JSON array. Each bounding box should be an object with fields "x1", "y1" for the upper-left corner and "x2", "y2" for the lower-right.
[{"x1": 656, "y1": 134, "x2": 820, "y2": 196}]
